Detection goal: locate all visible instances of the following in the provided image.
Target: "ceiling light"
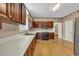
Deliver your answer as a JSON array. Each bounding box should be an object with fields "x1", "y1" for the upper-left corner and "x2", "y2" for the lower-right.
[{"x1": 50, "y1": 3, "x2": 60, "y2": 11}]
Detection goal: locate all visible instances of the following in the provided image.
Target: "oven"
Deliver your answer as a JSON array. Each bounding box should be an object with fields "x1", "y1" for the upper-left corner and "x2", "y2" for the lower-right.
[{"x1": 42, "y1": 32, "x2": 49, "y2": 40}]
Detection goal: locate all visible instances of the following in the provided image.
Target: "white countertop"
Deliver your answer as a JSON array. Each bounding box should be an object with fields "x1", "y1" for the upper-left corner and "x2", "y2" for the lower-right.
[{"x1": 0, "y1": 33, "x2": 35, "y2": 56}]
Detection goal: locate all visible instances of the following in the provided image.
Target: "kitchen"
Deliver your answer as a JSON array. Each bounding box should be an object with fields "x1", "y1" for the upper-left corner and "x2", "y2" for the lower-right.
[{"x1": 0, "y1": 3, "x2": 79, "y2": 56}]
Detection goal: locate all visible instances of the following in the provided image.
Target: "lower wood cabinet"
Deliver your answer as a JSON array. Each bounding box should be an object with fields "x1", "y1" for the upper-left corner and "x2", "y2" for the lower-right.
[
  {"x1": 36, "y1": 32, "x2": 54, "y2": 40},
  {"x1": 36, "y1": 32, "x2": 43, "y2": 39},
  {"x1": 24, "y1": 35, "x2": 37, "y2": 56},
  {"x1": 49, "y1": 32, "x2": 54, "y2": 39}
]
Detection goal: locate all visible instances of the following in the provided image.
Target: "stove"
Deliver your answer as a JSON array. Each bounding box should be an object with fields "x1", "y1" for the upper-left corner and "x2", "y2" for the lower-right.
[{"x1": 42, "y1": 32, "x2": 49, "y2": 40}]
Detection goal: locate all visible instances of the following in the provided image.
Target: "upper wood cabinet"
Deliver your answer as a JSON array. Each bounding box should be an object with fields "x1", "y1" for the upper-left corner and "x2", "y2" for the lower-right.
[
  {"x1": 7, "y1": 3, "x2": 22, "y2": 23},
  {"x1": 0, "y1": 20, "x2": 2, "y2": 29},
  {"x1": 0, "y1": 4, "x2": 7, "y2": 15},
  {"x1": 47, "y1": 21, "x2": 53, "y2": 28},
  {"x1": 11, "y1": 3, "x2": 21, "y2": 23},
  {"x1": 21, "y1": 4, "x2": 26, "y2": 25},
  {"x1": 0, "y1": 3, "x2": 26, "y2": 25},
  {"x1": 33, "y1": 21, "x2": 53, "y2": 28}
]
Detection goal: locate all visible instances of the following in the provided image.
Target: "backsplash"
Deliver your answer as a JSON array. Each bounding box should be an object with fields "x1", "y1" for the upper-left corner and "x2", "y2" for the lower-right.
[
  {"x1": 1, "y1": 23, "x2": 18, "y2": 32},
  {"x1": 0, "y1": 23, "x2": 20, "y2": 39}
]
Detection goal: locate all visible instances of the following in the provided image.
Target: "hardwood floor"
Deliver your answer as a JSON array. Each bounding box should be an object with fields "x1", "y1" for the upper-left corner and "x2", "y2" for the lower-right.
[{"x1": 33, "y1": 39, "x2": 74, "y2": 56}]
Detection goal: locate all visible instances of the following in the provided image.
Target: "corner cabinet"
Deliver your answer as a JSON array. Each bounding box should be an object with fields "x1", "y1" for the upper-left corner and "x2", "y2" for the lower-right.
[{"x1": 0, "y1": 3, "x2": 26, "y2": 25}]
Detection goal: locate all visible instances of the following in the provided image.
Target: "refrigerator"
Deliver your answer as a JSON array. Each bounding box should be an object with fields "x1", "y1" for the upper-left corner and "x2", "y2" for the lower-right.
[{"x1": 74, "y1": 17, "x2": 79, "y2": 56}]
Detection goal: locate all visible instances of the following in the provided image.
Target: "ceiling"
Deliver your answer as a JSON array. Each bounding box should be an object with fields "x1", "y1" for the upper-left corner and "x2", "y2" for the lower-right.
[{"x1": 25, "y1": 3, "x2": 79, "y2": 18}]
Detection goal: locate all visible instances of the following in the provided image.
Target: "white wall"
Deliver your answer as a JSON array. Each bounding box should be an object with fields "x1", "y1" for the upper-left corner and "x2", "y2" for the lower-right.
[
  {"x1": 0, "y1": 23, "x2": 19, "y2": 39},
  {"x1": 18, "y1": 24, "x2": 26, "y2": 31},
  {"x1": 33, "y1": 18, "x2": 54, "y2": 21},
  {"x1": 61, "y1": 11, "x2": 79, "y2": 42},
  {"x1": 58, "y1": 11, "x2": 79, "y2": 43},
  {"x1": 54, "y1": 19, "x2": 74, "y2": 43},
  {"x1": 33, "y1": 18, "x2": 62, "y2": 23},
  {"x1": 58, "y1": 23, "x2": 62, "y2": 38},
  {"x1": 2, "y1": 23, "x2": 18, "y2": 32},
  {"x1": 54, "y1": 23, "x2": 62, "y2": 38},
  {"x1": 63, "y1": 19, "x2": 74, "y2": 42}
]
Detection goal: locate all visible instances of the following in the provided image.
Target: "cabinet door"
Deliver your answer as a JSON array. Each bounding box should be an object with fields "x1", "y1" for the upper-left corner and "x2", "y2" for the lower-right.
[
  {"x1": 0, "y1": 20, "x2": 2, "y2": 29},
  {"x1": 0, "y1": 3, "x2": 7, "y2": 15},
  {"x1": 22, "y1": 4, "x2": 26, "y2": 25},
  {"x1": 36, "y1": 33, "x2": 42, "y2": 39},
  {"x1": 47, "y1": 21, "x2": 53, "y2": 28},
  {"x1": 49, "y1": 33, "x2": 54, "y2": 39},
  {"x1": 11, "y1": 3, "x2": 21, "y2": 23},
  {"x1": 25, "y1": 45, "x2": 32, "y2": 56},
  {"x1": 7, "y1": 3, "x2": 11, "y2": 17}
]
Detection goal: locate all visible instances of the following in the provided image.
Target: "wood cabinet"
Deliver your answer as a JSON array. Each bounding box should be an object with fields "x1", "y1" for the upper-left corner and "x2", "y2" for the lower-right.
[
  {"x1": 7, "y1": 3, "x2": 22, "y2": 23},
  {"x1": 21, "y1": 4, "x2": 26, "y2": 25},
  {"x1": 36, "y1": 32, "x2": 54, "y2": 40},
  {"x1": 32, "y1": 21, "x2": 39, "y2": 28},
  {"x1": 11, "y1": 3, "x2": 22, "y2": 23},
  {"x1": 24, "y1": 35, "x2": 37, "y2": 56},
  {"x1": 0, "y1": 20, "x2": 2, "y2": 29},
  {"x1": 36, "y1": 32, "x2": 43, "y2": 39},
  {"x1": 49, "y1": 32, "x2": 54, "y2": 39},
  {"x1": 47, "y1": 21, "x2": 53, "y2": 28},
  {"x1": 0, "y1": 3, "x2": 26, "y2": 25},
  {"x1": 32, "y1": 21, "x2": 53, "y2": 28},
  {"x1": 0, "y1": 4, "x2": 7, "y2": 15}
]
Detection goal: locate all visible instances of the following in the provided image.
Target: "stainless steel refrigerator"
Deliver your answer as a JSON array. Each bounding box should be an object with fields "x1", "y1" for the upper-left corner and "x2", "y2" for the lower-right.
[{"x1": 74, "y1": 17, "x2": 79, "y2": 56}]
